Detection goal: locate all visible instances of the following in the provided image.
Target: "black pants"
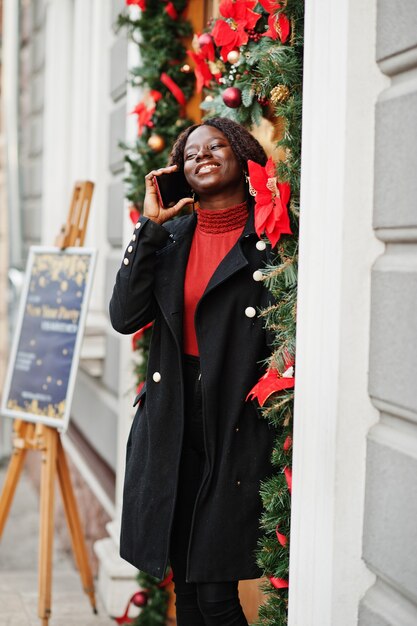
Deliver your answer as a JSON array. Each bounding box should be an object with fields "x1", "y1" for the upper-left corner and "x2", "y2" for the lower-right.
[{"x1": 169, "y1": 356, "x2": 248, "y2": 626}]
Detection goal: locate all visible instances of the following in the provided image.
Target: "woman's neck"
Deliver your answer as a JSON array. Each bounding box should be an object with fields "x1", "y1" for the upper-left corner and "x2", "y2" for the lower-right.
[
  {"x1": 197, "y1": 190, "x2": 246, "y2": 211},
  {"x1": 196, "y1": 201, "x2": 248, "y2": 234}
]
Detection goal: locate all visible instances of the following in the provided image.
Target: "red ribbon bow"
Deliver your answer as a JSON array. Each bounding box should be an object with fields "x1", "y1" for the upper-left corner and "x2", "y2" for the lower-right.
[
  {"x1": 114, "y1": 571, "x2": 173, "y2": 625},
  {"x1": 275, "y1": 525, "x2": 288, "y2": 547},
  {"x1": 126, "y1": 0, "x2": 146, "y2": 9},
  {"x1": 269, "y1": 576, "x2": 289, "y2": 589},
  {"x1": 132, "y1": 321, "x2": 154, "y2": 351},
  {"x1": 246, "y1": 367, "x2": 294, "y2": 407},
  {"x1": 165, "y1": 1, "x2": 178, "y2": 19},
  {"x1": 160, "y1": 72, "x2": 187, "y2": 108},
  {"x1": 129, "y1": 207, "x2": 140, "y2": 225},
  {"x1": 284, "y1": 466, "x2": 292, "y2": 493}
]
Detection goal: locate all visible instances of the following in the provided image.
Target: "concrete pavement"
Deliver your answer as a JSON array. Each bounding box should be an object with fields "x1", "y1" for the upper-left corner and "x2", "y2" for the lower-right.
[{"x1": 0, "y1": 461, "x2": 114, "y2": 626}]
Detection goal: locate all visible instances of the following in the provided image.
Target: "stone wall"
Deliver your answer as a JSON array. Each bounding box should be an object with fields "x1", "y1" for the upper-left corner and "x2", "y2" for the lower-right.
[{"x1": 359, "y1": 2, "x2": 417, "y2": 623}]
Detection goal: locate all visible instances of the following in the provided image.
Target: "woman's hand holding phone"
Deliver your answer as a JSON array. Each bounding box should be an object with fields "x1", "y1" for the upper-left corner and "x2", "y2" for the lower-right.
[{"x1": 144, "y1": 165, "x2": 193, "y2": 225}]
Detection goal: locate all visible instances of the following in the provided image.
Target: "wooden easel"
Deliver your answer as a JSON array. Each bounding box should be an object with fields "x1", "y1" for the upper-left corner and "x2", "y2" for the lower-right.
[{"x1": 0, "y1": 181, "x2": 95, "y2": 625}]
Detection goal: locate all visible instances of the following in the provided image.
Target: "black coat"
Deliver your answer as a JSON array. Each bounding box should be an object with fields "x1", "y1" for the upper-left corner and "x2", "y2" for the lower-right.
[{"x1": 109, "y1": 210, "x2": 277, "y2": 582}]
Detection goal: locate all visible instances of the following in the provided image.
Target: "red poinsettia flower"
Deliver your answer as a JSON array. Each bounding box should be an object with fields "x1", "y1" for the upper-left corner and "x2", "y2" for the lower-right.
[
  {"x1": 257, "y1": 0, "x2": 278, "y2": 11},
  {"x1": 130, "y1": 90, "x2": 162, "y2": 136},
  {"x1": 188, "y1": 34, "x2": 222, "y2": 92},
  {"x1": 193, "y1": 32, "x2": 216, "y2": 62},
  {"x1": 247, "y1": 157, "x2": 292, "y2": 247},
  {"x1": 188, "y1": 51, "x2": 215, "y2": 92},
  {"x1": 132, "y1": 321, "x2": 154, "y2": 351},
  {"x1": 212, "y1": 20, "x2": 247, "y2": 61},
  {"x1": 212, "y1": 0, "x2": 260, "y2": 61},
  {"x1": 130, "y1": 102, "x2": 155, "y2": 136},
  {"x1": 219, "y1": 0, "x2": 259, "y2": 26},
  {"x1": 126, "y1": 0, "x2": 145, "y2": 9},
  {"x1": 246, "y1": 367, "x2": 295, "y2": 407},
  {"x1": 257, "y1": 0, "x2": 290, "y2": 43},
  {"x1": 263, "y1": 12, "x2": 290, "y2": 42}
]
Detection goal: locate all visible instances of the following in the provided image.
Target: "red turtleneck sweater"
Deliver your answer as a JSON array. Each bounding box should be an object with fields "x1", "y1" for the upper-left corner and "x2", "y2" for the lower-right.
[{"x1": 183, "y1": 201, "x2": 248, "y2": 356}]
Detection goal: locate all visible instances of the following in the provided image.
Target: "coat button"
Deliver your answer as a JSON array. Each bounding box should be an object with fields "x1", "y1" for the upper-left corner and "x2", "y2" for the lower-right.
[
  {"x1": 235, "y1": 425, "x2": 239, "y2": 432},
  {"x1": 253, "y1": 270, "x2": 263, "y2": 281},
  {"x1": 245, "y1": 306, "x2": 256, "y2": 318},
  {"x1": 132, "y1": 234, "x2": 136, "y2": 241},
  {"x1": 135, "y1": 222, "x2": 141, "y2": 230},
  {"x1": 123, "y1": 258, "x2": 129, "y2": 266},
  {"x1": 152, "y1": 371, "x2": 161, "y2": 383},
  {"x1": 256, "y1": 240, "x2": 266, "y2": 251},
  {"x1": 236, "y1": 480, "x2": 241, "y2": 487},
  {"x1": 127, "y1": 245, "x2": 133, "y2": 253}
]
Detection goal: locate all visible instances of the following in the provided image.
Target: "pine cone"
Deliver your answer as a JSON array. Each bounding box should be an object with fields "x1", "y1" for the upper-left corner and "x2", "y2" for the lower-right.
[{"x1": 270, "y1": 84, "x2": 290, "y2": 104}]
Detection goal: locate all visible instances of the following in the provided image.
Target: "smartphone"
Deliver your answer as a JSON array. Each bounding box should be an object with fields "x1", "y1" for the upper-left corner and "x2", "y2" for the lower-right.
[{"x1": 153, "y1": 171, "x2": 192, "y2": 209}]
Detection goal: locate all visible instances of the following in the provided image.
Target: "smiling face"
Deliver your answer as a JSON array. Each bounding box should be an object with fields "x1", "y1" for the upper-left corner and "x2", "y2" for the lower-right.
[{"x1": 183, "y1": 125, "x2": 245, "y2": 208}]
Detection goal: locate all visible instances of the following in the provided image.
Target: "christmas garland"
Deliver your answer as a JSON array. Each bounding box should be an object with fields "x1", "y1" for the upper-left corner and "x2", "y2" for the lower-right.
[
  {"x1": 192, "y1": 3, "x2": 303, "y2": 624},
  {"x1": 117, "y1": 1, "x2": 195, "y2": 623},
  {"x1": 117, "y1": 1, "x2": 303, "y2": 625},
  {"x1": 118, "y1": 0, "x2": 195, "y2": 208}
]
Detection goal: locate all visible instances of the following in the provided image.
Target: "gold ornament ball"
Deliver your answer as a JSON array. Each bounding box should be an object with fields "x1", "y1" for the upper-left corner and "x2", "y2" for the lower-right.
[
  {"x1": 270, "y1": 84, "x2": 290, "y2": 104},
  {"x1": 227, "y1": 50, "x2": 240, "y2": 65},
  {"x1": 147, "y1": 134, "x2": 165, "y2": 153}
]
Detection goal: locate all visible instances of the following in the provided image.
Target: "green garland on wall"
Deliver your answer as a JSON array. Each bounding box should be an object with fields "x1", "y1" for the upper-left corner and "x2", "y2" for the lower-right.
[
  {"x1": 118, "y1": 1, "x2": 303, "y2": 625},
  {"x1": 117, "y1": 0, "x2": 195, "y2": 207},
  {"x1": 117, "y1": 2, "x2": 196, "y2": 623}
]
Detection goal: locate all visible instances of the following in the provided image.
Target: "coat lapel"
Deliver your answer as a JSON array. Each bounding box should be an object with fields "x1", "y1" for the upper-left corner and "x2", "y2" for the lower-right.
[
  {"x1": 153, "y1": 209, "x2": 257, "y2": 343},
  {"x1": 153, "y1": 214, "x2": 196, "y2": 344}
]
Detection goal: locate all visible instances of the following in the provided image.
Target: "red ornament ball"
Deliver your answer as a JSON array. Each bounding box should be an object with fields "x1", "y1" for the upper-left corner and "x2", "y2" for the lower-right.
[
  {"x1": 198, "y1": 33, "x2": 213, "y2": 48},
  {"x1": 222, "y1": 87, "x2": 242, "y2": 108},
  {"x1": 132, "y1": 591, "x2": 149, "y2": 607}
]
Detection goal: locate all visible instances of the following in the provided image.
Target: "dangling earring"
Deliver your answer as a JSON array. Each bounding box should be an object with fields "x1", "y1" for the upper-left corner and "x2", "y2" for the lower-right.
[
  {"x1": 190, "y1": 189, "x2": 197, "y2": 213},
  {"x1": 245, "y1": 173, "x2": 257, "y2": 197}
]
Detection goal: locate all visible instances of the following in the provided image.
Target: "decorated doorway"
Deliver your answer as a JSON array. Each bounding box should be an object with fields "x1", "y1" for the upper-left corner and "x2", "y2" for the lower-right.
[{"x1": 116, "y1": 1, "x2": 303, "y2": 624}]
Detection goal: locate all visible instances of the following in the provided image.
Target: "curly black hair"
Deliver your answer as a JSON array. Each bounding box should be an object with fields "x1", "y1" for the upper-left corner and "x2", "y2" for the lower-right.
[{"x1": 168, "y1": 117, "x2": 268, "y2": 173}]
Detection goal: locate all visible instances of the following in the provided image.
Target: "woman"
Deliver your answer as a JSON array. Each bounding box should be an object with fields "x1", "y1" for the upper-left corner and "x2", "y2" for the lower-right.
[{"x1": 110, "y1": 118, "x2": 277, "y2": 626}]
